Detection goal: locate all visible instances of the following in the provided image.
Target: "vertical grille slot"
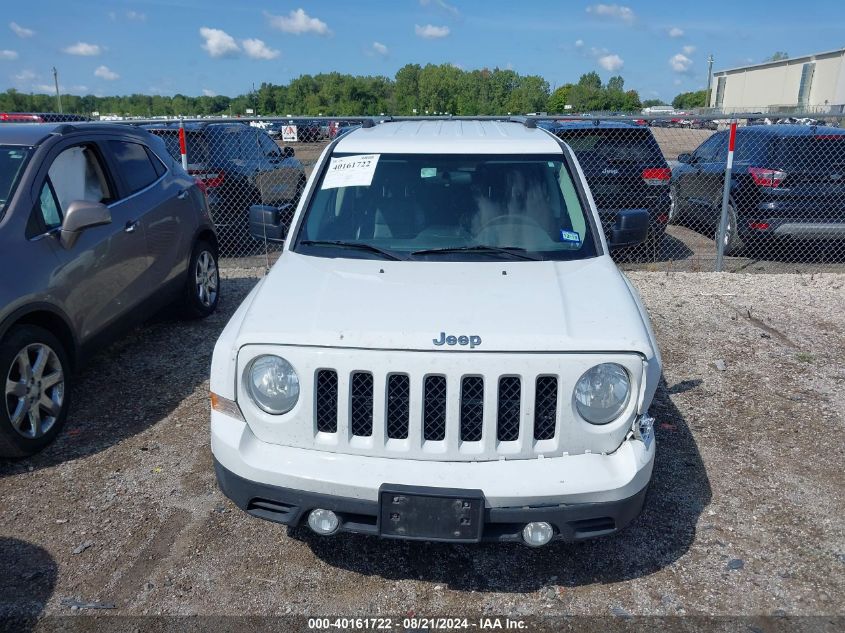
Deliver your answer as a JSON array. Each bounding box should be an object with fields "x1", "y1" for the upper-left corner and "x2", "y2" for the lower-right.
[
  {"x1": 497, "y1": 377, "x2": 521, "y2": 441},
  {"x1": 423, "y1": 376, "x2": 447, "y2": 441},
  {"x1": 460, "y1": 376, "x2": 484, "y2": 442},
  {"x1": 534, "y1": 376, "x2": 558, "y2": 440},
  {"x1": 315, "y1": 370, "x2": 338, "y2": 433},
  {"x1": 350, "y1": 372, "x2": 373, "y2": 437},
  {"x1": 386, "y1": 374, "x2": 410, "y2": 439}
]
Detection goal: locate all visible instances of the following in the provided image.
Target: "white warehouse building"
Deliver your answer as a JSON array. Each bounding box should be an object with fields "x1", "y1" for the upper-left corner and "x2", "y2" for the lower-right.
[{"x1": 709, "y1": 47, "x2": 845, "y2": 113}]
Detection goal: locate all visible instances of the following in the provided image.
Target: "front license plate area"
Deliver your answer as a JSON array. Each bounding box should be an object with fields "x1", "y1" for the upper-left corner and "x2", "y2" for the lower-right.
[{"x1": 379, "y1": 485, "x2": 485, "y2": 542}]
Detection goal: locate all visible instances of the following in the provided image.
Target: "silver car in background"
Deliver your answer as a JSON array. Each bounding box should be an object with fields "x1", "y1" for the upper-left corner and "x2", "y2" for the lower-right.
[{"x1": 0, "y1": 123, "x2": 220, "y2": 458}]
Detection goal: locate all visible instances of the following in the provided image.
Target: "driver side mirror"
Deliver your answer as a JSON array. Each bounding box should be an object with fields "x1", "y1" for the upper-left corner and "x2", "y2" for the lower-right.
[
  {"x1": 282, "y1": 146, "x2": 295, "y2": 158},
  {"x1": 60, "y1": 200, "x2": 111, "y2": 249},
  {"x1": 677, "y1": 153, "x2": 694, "y2": 164},
  {"x1": 609, "y1": 209, "x2": 650, "y2": 250},
  {"x1": 249, "y1": 204, "x2": 293, "y2": 244}
]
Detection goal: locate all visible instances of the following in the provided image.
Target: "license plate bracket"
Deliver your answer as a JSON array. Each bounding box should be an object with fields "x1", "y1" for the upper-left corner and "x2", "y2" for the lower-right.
[{"x1": 379, "y1": 485, "x2": 485, "y2": 542}]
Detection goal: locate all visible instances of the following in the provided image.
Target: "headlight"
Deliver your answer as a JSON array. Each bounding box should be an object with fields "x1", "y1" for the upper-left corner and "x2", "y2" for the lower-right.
[
  {"x1": 246, "y1": 355, "x2": 299, "y2": 415},
  {"x1": 573, "y1": 363, "x2": 630, "y2": 425}
]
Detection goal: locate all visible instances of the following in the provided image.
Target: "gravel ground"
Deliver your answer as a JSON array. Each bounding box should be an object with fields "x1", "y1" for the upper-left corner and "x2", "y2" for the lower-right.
[{"x1": 1, "y1": 269, "x2": 844, "y2": 629}]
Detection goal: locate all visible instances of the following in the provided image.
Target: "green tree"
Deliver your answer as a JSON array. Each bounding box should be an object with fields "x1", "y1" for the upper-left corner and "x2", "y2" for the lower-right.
[
  {"x1": 672, "y1": 89, "x2": 707, "y2": 109},
  {"x1": 547, "y1": 84, "x2": 573, "y2": 113},
  {"x1": 607, "y1": 75, "x2": 624, "y2": 92},
  {"x1": 763, "y1": 51, "x2": 789, "y2": 62}
]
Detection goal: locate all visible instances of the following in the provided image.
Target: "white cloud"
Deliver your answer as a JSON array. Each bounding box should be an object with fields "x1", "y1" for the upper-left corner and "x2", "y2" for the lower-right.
[
  {"x1": 682, "y1": 45, "x2": 696, "y2": 55},
  {"x1": 265, "y1": 9, "x2": 330, "y2": 35},
  {"x1": 586, "y1": 4, "x2": 635, "y2": 23},
  {"x1": 575, "y1": 39, "x2": 584, "y2": 48},
  {"x1": 126, "y1": 10, "x2": 146, "y2": 21},
  {"x1": 669, "y1": 53, "x2": 693, "y2": 73},
  {"x1": 94, "y1": 65, "x2": 119, "y2": 80},
  {"x1": 202, "y1": 88, "x2": 216, "y2": 97},
  {"x1": 0, "y1": 49, "x2": 18, "y2": 60},
  {"x1": 34, "y1": 83, "x2": 87, "y2": 93},
  {"x1": 9, "y1": 22, "x2": 34, "y2": 38},
  {"x1": 598, "y1": 53, "x2": 624, "y2": 71},
  {"x1": 63, "y1": 42, "x2": 102, "y2": 56},
  {"x1": 242, "y1": 38, "x2": 280, "y2": 60},
  {"x1": 199, "y1": 27, "x2": 240, "y2": 58},
  {"x1": 14, "y1": 69, "x2": 36, "y2": 81},
  {"x1": 371, "y1": 41, "x2": 388, "y2": 56},
  {"x1": 674, "y1": 78, "x2": 683, "y2": 86},
  {"x1": 415, "y1": 24, "x2": 450, "y2": 39},
  {"x1": 668, "y1": 27, "x2": 684, "y2": 38},
  {"x1": 419, "y1": 0, "x2": 459, "y2": 16}
]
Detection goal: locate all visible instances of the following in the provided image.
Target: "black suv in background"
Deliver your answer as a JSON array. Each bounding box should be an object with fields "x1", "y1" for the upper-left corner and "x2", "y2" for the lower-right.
[
  {"x1": 143, "y1": 122, "x2": 306, "y2": 245},
  {"x1": 549, "y1": 121, "x2": 671, "y2": 251},
  {"x1": 671, "y1": 124, "x2": 845, "y2": 254}
]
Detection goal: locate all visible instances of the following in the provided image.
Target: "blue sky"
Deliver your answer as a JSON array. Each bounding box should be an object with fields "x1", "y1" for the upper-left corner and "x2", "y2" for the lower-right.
[{"x1": 2, "y1": 0, "x2": 844, "y2": 102}]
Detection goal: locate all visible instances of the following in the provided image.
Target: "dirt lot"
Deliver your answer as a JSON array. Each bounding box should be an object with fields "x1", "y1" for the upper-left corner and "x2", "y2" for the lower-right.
[{"x1": 1, "y1": 268, "x2": 843, "y2": 630}]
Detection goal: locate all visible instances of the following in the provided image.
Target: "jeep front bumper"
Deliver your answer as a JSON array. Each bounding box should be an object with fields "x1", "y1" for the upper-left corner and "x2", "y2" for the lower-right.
[{"x1": 211, "y1": 411, "x2": 655, "y2": 543}]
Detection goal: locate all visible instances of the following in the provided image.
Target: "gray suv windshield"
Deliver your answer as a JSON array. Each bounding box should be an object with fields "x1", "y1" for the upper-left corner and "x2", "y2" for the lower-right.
[
  {"x1": 294, "y1": 153, "x2": 598, "y2": 261},
  {"x1": 0, "y1": 146, "x2": 31, "y2": 217}
]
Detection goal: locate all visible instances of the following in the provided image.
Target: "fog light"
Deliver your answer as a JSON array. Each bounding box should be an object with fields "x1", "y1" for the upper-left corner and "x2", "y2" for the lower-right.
[
  {"x1": 307, "y1": 509, "x2": 339, "y2": 535},
  {"x1": 522, "y1": 522, "x2": 554, "y2": 547}
]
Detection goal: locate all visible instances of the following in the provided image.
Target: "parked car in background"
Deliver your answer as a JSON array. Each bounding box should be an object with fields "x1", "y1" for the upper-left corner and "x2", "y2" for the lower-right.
[
  {"x1": 1, "y1": 112, "x2": 90, "y2": 123},
  {"x1": 548, "y1": 120, "x2": 671, "y2": 251},
  {"x1": 328, "y1": 120, "x2": 361, "y2": 139},
  {"x1": 144, "y1": 122, "x2": 306, "y2": 241},
  {"x1": 0, "y1": 123, "x2": 219, "y2": 457},
  {"x1": 670, "y1": 124, "x2": 845, "y2": 254}
]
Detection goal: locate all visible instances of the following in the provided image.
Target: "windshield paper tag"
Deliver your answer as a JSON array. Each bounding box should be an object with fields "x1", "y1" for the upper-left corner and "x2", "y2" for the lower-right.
[
  {"x1": 321, "y1": 154, "x2": 380, "y2": 189},
  {"x1": 560, "y1": 230, "x2": 582, "y2": 244}
]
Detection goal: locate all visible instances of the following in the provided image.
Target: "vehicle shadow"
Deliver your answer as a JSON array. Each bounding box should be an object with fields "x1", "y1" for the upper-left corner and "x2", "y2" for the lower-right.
[
  {"x1": 612, "y1": 233, "x2": 694, "y2": 265},
  {"x1": 292, "y1": 376, "x2": 711, "y2": 591},
  {"x1": 0, "y1": 275, "x2": 259, "y2": 478},
  {"x1": 0, "y1": 537, "x2": 57, "y2": 631}
]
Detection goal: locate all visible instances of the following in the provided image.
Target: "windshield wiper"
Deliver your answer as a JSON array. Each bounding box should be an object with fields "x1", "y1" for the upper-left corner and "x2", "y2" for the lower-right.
[
  {"x1": 410, "y1": 245, "x2": 541, "y2": 260},
  {"x1": 299, "y1": 240, "x2": 403, "y2": 261}
]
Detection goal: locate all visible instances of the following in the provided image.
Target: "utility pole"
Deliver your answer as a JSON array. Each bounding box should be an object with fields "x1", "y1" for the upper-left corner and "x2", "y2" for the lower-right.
[
  {"x1": 705, "y1": 54, "x2": 714, "y2": 108},
  {"x1": 52, "y1": 67, "x2": 63, "y2": 113}
]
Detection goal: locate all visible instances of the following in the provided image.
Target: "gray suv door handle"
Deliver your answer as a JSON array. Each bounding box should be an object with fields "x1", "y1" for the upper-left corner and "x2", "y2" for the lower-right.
[
  {"x1": 177, "y1": 190, "x2": 189, "y2": 200},
  {"x1": 124, "y1": 220, "x2": 139, "y2": 233}
]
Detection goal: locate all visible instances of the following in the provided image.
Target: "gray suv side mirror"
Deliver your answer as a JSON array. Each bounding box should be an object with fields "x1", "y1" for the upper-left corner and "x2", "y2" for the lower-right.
[{"x1": 60, "y1": 200, "x2": 111, "y2": 249}]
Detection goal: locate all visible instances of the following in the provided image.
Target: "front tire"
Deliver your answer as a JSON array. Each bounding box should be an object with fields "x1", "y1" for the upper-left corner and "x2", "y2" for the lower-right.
[
  {"x1": 181, "y1": 240, "x2": 220, "y2": 319},
  {"x1": 0, "y1": 326, "x2": 71, "y2": 458}
]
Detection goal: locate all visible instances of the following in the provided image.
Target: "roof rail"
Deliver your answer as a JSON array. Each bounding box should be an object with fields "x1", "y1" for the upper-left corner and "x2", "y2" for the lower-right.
[{"x1": 50, "y1": 124, "x2": 76, "y2": 136}]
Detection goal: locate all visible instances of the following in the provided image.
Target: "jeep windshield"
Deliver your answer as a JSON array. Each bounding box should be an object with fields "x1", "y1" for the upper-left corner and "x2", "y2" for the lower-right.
[
  {"x1": 294, "y1": 153, "x2": 599, "y2": 261},
  {"x1": 0, "y1": 145, "x2": 31, "y2": 220}
]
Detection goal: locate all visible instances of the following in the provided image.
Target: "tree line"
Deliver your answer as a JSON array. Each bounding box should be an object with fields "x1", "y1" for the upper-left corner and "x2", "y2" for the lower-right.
[{"x1": 0, "y1": 64, "x2": 706, "y2": 117}]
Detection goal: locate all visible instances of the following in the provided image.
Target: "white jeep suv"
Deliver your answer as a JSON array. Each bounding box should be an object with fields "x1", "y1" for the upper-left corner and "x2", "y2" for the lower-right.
[{"x1": 210, "y1": 119, "x2": 661, "y2": 546}]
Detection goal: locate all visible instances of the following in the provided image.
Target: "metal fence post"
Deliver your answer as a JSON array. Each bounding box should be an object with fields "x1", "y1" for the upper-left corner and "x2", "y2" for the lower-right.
[
  {"x1": 715, "y1": 119, "x2": 737, "y2": 272},
  {"x1": 178, "y1": 117, "x2": 188, "y2": 172}
]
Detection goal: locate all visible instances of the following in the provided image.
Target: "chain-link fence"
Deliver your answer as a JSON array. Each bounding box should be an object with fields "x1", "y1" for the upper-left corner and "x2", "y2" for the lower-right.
[{"x1": 116, "y1": 113, "x2": 845, "y2": 273}]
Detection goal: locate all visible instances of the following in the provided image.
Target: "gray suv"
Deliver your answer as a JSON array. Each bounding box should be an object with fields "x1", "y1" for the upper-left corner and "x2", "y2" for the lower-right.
[{"x1": 0, "y1": 123, "x2": 220, "y2": 457}]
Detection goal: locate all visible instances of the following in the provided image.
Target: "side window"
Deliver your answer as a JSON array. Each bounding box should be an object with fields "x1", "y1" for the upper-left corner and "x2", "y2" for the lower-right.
[
  {"x1": 38, "y1": 179, "x2": 62, "y2": 229},
  {"x1": 694, "y1": 133, "x2": 727, "y2": 163},
  {"x1": 145, "y1": 146, "x2": 167, "y2": 178},
  {"x1": 258, "y1": 132, "x2": 279, "y2": 157},
  {"x1": 47, "y1": 144, "x2": 113, "y2": 212},
  {"x1": 108, "y1": 141, "x2": 160, "y2": 194}
]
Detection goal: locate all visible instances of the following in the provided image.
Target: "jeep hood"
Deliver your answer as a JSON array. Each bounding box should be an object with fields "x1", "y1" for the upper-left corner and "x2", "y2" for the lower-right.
[{"x1": 233, "y1": 252, "x2": 656, "y2": 355}]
